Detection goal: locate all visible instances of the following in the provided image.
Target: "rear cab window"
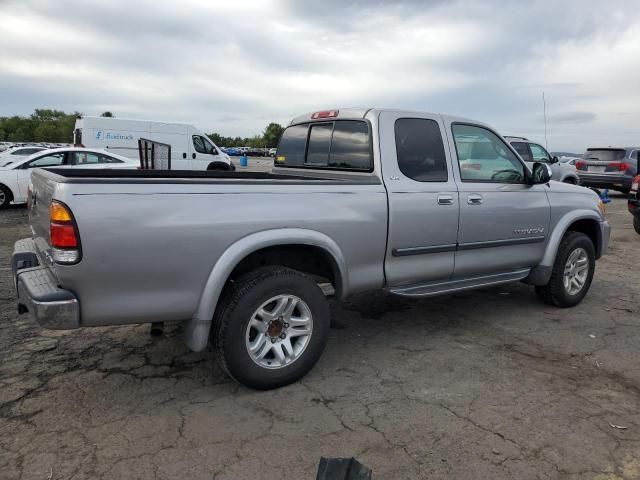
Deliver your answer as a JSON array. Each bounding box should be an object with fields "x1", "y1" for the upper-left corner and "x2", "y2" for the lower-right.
[{"x1": 276, "y1": 120, "x2": 372, "y2": 171}]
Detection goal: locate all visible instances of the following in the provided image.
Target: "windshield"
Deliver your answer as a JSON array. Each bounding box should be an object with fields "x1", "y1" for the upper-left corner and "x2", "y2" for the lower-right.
[{"x1": 583, "y1": 149, "x2": 626, "y2": 161}]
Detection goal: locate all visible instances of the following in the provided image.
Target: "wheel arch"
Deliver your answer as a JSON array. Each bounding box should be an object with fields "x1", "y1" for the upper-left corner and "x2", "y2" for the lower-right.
[
  {"x1": 206, "y1": 160, "x2": 233, "y2": 171},
  {"x1": 183, "y1": 228, "x2": 347, "y2": 352},
  {"x1": 541, "y1": 211, "x2": 603, "y2": 268}
]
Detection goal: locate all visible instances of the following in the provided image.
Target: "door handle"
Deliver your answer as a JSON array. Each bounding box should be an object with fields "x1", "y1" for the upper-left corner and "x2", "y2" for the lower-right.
[
  {"x1": 467, "y1": 193, "x2": 483, "y2": 205},
  {"x1": 192, "y1": 153, "x2": 196, "y2": 159},
  {"x1": 437, "y1": 194, "x2": 454, "y2": 205},
  {"x1": 182, "y1": 152, "x2": 187, "y2": 159}
]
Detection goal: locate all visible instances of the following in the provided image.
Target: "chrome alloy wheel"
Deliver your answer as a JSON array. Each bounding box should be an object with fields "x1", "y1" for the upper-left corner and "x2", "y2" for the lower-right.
[
  {"x1": 245, "y1": 294, "x2": 313, "y2": 369},
  {"x1": 563, "y1": 247, "x2": 589, "y2": 295}
]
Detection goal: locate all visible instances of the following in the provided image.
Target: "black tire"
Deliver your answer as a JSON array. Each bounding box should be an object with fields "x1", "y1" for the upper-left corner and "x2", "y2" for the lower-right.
[
  {"x1": 535, "y1": 231, "x2": 595, "y2": 308},
  {"x1": 563, "y1": 177, "x2": 577, "y2": 185},
  {"x1": 213, "y1": 266, "x2": 330, "y2": 390},
  {"x1": 634, "y1": 216, "x2": 640, "y2": 235},
  {"x1": 207, "y1": 161, "x2": 233, "y2": 171},
  {"x1": 0, "y1": 184, "x2": 12, "y2": 209}
]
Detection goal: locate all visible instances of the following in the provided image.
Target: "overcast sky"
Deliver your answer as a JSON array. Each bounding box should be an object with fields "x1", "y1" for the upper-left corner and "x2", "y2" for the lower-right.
[{"x1": 1, "y1": 0, "x2": 640, "y2": 151}]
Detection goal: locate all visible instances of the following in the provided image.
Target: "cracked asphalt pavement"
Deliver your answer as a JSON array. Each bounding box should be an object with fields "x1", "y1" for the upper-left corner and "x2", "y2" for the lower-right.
[{"x1": 1, "y1": 195, "x2": 639, "y2": 480}]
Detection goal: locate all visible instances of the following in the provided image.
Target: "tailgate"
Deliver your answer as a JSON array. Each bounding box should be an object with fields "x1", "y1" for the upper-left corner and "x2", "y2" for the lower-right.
[{"x1": 29, "y1": 168, "x2": 58, "y2": 259}]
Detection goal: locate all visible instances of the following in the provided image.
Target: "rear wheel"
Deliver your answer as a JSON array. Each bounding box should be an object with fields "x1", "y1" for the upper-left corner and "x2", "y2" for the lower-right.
[
  {"x1": 563, "y1": 177, "x2": 577, "y2": 185},
  {"x1": 0, "y1": 184, "x2": 13, "y2": 209},
  {"x1": 213, "y1": 266, "x2": 330, "y2": 390},
  {"x1": 634, "y1": 216, "x2": 640, "y2": 235},
  {"x1": 535, "y1": 231, "x2": 595, "y2": 308}
]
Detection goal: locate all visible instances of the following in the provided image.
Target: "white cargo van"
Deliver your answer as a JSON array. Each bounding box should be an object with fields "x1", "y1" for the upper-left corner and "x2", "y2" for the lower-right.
[{"x1": 74, "y1": 116, "x2": 233, "y2": 170}]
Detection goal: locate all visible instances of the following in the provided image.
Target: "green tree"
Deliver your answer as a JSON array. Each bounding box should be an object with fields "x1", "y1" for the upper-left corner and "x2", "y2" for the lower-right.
[
  {"x1": 101, "y1": 111, "x2": 114, "y2": 117},
  {"x1": 263, "y1": 123, "x2": 284, "y2": 148},
  {"x1": 0, "y1": 109, "x2": 78, "y2": 143}
]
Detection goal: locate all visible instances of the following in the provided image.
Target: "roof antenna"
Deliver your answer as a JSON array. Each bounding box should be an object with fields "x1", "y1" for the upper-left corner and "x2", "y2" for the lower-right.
[{"x1": 542, "y1": 91, "x2": 549, "y2": 150}]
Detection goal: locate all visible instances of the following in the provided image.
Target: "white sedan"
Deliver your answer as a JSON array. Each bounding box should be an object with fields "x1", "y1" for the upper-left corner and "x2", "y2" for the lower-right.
[{"x1": 0, "y1": 148, "x2": 137, "y2": 208}]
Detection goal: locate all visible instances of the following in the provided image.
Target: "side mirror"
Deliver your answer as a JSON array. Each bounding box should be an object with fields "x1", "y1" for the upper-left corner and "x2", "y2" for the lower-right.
[
  {"x1": 551, "y1": 155, "x2": 559, "y2": 164},
  {"x1": 530, "y1": 162, "x2": 552, "y2": 185}
]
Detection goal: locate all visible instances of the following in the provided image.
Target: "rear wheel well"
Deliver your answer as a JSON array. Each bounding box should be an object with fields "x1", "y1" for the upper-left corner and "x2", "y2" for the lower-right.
[
  {"x1": 207, "y1": 161, "x2": 232, "y2": 171},
  {"x1": 566, "y1": 219, "x2": 599, "y2": 256},
  {"x1": 228, "y1": 245, "x2": 341, "y2": 297}
]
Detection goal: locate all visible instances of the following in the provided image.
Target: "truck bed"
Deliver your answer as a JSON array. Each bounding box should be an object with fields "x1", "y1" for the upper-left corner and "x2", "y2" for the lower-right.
[{"x1": 27, "y1": 167, "x2": 388, "y2": 331}]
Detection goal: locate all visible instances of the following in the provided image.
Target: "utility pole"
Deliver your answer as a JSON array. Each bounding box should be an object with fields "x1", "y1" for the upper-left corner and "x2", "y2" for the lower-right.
[{"x1": 542, "y1": 91, "x2": 549, "y2": 150}]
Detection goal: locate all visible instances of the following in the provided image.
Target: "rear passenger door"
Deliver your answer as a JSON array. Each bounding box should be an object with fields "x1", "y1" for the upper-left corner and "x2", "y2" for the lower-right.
[{"x1": 380, "y1": 112, "x2": 459, "y2": 286}]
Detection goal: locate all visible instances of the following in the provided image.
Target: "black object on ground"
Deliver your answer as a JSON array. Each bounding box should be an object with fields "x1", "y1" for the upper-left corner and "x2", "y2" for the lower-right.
[{"x1": 316, "y1": 457, "x2": 372, "y2": 480}]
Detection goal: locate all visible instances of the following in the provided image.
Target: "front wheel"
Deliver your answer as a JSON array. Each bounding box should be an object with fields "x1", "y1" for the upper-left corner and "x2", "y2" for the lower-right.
[
  {"x1": 213, "y1": 266, "x2": 330, "y2": 390},
  {"x1": 634, "y1": 216, "x2": 640, "y2": 235},
  {"x1": 535, "y1": 231, "x2": 595, "y2": 307}
]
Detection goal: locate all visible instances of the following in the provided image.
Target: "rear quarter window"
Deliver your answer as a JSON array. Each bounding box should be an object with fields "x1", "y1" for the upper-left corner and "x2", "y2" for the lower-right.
[
  {"x1": 276, "y1": 120, "x2": 372, "y2": 171},
  {"x1": 394, "y1": 118, "x2": 448, "y2": 182}
]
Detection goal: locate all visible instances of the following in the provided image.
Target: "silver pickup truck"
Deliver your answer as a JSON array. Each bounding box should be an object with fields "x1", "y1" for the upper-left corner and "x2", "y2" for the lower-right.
[{"x1": 12, "y1": 108, "x2": 610, "y2": 389}]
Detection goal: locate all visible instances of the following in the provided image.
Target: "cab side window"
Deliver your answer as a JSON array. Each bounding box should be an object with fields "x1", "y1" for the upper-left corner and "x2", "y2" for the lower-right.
[
  {"x1": 193, "y1": 135, "x2": 218, "y2": 155},
  {"x1": 394, "y1": 118, "x2": 448, "y2": 182},
  {"x1": 529, "y1": 143, "x2": 551, "y2": 163},
  {"x1": 193, "y1": 136, "x2": 206, "y2": 154},
  {"x1": 453, "y1": 124, "x2": 525, "y2": 183}
]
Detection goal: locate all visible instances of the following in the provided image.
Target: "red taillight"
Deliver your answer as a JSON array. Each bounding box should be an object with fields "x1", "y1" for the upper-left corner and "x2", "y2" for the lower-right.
[
  {"x1": 50, "y1": 223, "x2": 78, "y2": 248},
  {"x1": 311, "y1": 110, "x2": 339, "y2": 119},
  {"x1": 575, "y1": 160, "x2": 586, "y2": 170},
  {"x1": 49, "y1": 201, "x2": 81, "y2": 263},
  {"x1": 610, "y1": 161, "x2": 631, "y2": 172}
]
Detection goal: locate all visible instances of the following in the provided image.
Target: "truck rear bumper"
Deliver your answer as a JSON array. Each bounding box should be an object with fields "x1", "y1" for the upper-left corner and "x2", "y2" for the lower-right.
[{"x1": 12, "y1": 238, "x2": 80, "y2": 330}]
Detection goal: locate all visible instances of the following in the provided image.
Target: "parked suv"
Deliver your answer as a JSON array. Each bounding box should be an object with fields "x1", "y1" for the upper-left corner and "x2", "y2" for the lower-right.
[
  {"x1": 576, "y1": 147, "x2": 639, "y2": 193},
  {"x1": 505, "y1": 137, "x2": 580, "y2": 184}
]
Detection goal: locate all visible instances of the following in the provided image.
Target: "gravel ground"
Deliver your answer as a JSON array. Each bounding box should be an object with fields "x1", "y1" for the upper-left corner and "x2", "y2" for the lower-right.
[{"x1": 1, "y1": 190, "x2": 639, "y2": 480}]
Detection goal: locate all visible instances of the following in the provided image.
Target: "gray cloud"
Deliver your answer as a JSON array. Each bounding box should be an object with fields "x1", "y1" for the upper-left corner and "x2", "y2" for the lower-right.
[
  {"x1": 547, "y1": 111, "x2": 596, "y2": 124},
  {"x1": 1, "y1": 0, "x2": 640, "y2": 150}
]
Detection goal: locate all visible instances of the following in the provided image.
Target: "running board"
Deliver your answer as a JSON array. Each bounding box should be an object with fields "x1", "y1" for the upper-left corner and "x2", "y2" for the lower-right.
[{"x1": 388, "y1": 268, "x2": 531, "y2": 297}]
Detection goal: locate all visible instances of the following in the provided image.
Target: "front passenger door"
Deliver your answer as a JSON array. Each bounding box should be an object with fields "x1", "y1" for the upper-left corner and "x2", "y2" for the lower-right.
[{"x1": 448, "y1": 124, "x2": 550, "y2": 278}]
